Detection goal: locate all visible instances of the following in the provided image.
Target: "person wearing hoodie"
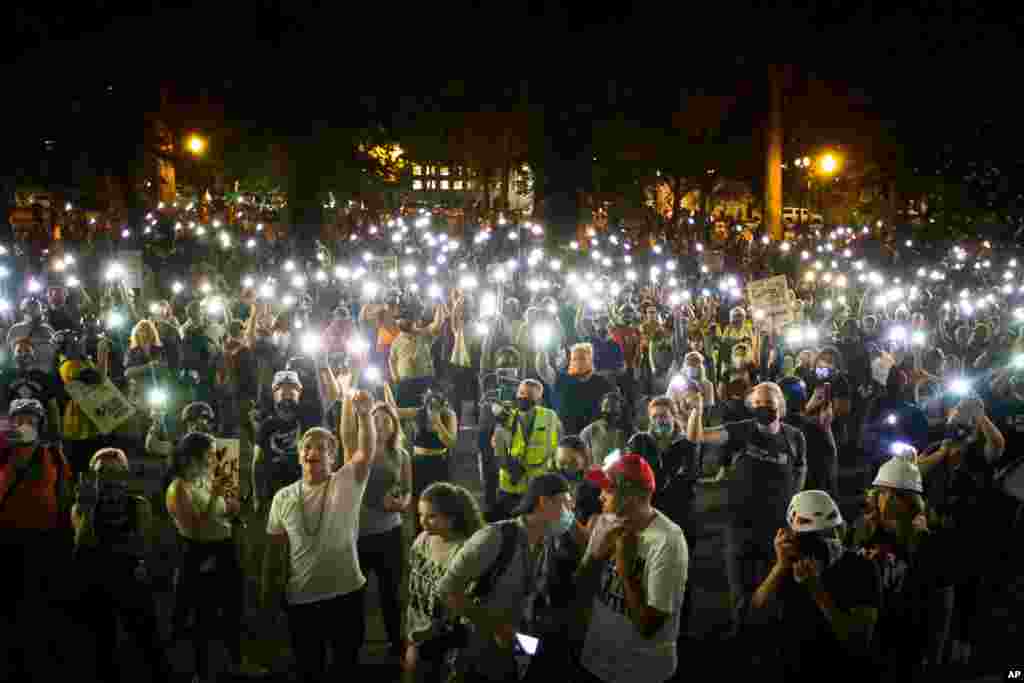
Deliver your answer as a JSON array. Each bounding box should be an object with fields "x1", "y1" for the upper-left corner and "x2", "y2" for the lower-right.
[{"x1": 0, "y1": 337, "x2": 61, "y2": 432}]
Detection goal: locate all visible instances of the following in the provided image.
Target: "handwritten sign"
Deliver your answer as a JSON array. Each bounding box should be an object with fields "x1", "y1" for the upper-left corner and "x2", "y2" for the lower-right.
[
  {"x1": 66, "y1": 377, "x2": 137, "y2": 434},
  {"x1": 210, "y1": 438, "x2": 241, "y2": 499},
  {"x1": 369, "y1": 255, "x2": 399, "y2": 277},
  {"x1": 746, "y1": 275, "x2": 790, "y2": 314}
]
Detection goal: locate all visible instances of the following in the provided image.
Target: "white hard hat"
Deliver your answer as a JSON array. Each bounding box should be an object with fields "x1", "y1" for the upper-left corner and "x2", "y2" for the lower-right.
[
  {"x1": 787, "y1": 490, "x2": 844, "y2": 533},
  {"x1": 873, "y1": 456, "x2": 924, "y2": 494}
]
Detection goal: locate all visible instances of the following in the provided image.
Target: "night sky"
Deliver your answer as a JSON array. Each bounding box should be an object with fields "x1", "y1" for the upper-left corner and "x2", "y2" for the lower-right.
[{"x1": 4, "y1": 1, "x2": 1022, "y2": 219}]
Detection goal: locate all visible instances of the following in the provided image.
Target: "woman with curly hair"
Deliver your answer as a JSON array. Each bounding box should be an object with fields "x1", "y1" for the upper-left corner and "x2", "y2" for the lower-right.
[{"x1": 403, "y1": 482, "x2": 485, "y2": 683}]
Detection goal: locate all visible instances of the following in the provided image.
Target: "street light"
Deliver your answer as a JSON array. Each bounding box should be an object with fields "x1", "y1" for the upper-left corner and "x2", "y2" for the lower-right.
[
  {"x1": 817, "y1": 152, "x2": 840, "y2": 176},
  {"x1": 187, "y1": 134, "x2": 206, "y2": 155}
]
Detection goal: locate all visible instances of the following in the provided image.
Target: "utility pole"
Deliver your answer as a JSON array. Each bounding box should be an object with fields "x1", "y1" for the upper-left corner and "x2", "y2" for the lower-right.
[{"x1": 765, "y1": 64, "x2": 784, "y2": 241}]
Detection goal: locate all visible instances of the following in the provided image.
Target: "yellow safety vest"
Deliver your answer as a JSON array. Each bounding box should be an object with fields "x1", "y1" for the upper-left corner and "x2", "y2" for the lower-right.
[{"x1": 499, "y1": 407, "x2": 558, "y2": 495}]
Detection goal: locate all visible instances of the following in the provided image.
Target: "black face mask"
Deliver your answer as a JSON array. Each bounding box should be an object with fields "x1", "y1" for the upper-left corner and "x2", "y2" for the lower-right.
[
  {"x1": 752, "y1": 406, "x2": 777, "y2": 426},
  {"x1": 517, "y1": 397, "x2": 536, "y2": 412},
  {"x1": 276, "y1": 398, "x2": 299, "y2": 420}
]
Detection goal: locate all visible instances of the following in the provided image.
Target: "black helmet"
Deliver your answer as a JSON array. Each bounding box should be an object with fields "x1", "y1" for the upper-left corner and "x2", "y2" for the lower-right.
[
  {"x1": 9, "y1": 398, "x2": 46, "y2": 436},
  {"x1": 181, "y1": 402, "x2": 215, "y2": 425}
]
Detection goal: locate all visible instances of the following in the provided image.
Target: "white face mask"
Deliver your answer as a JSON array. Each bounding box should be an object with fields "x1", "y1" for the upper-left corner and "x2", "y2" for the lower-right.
[{"x1": 13, "y1": 424, "x2": 38, "y2": 444}]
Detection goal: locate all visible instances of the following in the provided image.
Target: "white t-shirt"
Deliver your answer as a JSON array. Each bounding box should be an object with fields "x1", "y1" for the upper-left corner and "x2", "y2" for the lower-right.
[
  {"x1": 580, "y1": 511, "x2": 688, "y2": 683},
  {"x1": 267, "y1": 462, "x2": 368, "y2": 605}
]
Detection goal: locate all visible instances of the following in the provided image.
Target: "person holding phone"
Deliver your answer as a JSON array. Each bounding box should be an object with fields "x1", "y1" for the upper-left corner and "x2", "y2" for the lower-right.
[{"x1": 751, "y1": 490, "x2": 880, "y2": 677}]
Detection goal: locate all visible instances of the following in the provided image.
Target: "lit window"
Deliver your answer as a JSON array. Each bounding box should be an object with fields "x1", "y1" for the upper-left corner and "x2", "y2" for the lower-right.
[
  {"x1": 465, "y1": 181, "x2": 473, "y2": 190},
  {"x1": 440, "y1": 180, "x2": 450, "y2": 190},
  {"x1": 426, "y1": 166, "x2": 435, "y2": 176},
  {"x1": 440, "y1": 166, "x2": 450, "y2": 176},
  {"x1": 427, "y1": 180, "x2": 436, "y2": 190},
  {"x1": 413, "y1": 165, "x2": 423, "y2": 176},
  {"x1": 453, "y1": 180, "x2": 464, "y2": 190},
  {"x1": 413, "y1": 180, "x2": 424, "y2": 190}
]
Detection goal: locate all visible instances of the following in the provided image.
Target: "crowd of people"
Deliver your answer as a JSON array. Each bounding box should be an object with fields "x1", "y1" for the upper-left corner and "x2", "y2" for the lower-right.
[{"x1": 1, "y1": 223, "x2": 1022, "y2": 683}]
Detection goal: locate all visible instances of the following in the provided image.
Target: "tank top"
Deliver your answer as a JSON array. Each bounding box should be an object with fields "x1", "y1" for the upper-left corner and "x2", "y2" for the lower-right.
[{"x1": 167, "y1": 477, "x2": 232, "y2": 542}]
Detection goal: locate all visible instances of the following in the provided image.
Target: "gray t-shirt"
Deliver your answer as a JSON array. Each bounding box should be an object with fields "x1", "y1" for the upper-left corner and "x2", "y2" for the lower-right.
[
  {"x1": 359, "y1": 446, "x2": 409, "y2": 537},
  {"x1": 580, "y1": 511, "x2": 688, "y2": 683},
  {"x1": 406, "y1": 531, "x2": 466, "y2": 642},
  {"x1": 437, "y1": 518, "x2": 542, "y2": 680}
]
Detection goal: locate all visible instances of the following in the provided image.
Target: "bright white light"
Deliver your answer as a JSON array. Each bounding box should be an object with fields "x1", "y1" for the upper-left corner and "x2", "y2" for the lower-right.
[
  {"x1": 912, "y1": 331, "x2": 926, "y2": 346},
  {"x1": 28, "y1": 279, "x2": 41, "y2": 293},
  {"x1": 301, "y1": 332, "x2": 321, "y2": 354},
  {"x1": 428, "y1": 283, "x2": 442, "y2": 299},
  {"x1": 284, "y1": 260, "x2": 296, "y2": 272},
  {"x1": 533, "y1": 324, "x2": 553, "y2": 347},
  {"x1": 363, "y1": 281, "x2": 379, "y2": 299},
  {"x1": 550, "y1": 259, "x2": 562, "y2": 271},
  {"x1": 347, "y1": 337, "x2": 369, "y2": 355},
  {"x1": 889, "y1": 326, "x2": 906, "y2": 342},
  {"x1": 106, "y1": 263, "x2": 124, "y2": 281},
  {"x1": 459, "y1": 275, "x2": 478, "y2": 290},
  {"x1": 107, "y1": 312, "x2": 124, "y2": 329},
  {"x1": 282, "y1": 294, "x2": 296, "y2": 307},
  {"x1": 481, "y1": 292, "x2": 497, "y2": 317},
  {"x1": 292, "y1": 275, "x2": 305, "y2": 289},
  {"x1": 200, "y1": 282, "x2": 212, "y2": 295},
  {"x1": 626, "y1": 270, "x2": 637, "y2": 282}
]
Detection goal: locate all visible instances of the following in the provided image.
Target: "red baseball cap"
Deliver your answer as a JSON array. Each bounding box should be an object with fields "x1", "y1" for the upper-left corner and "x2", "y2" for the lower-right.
[{"x1": 585, "y1": 452, "x2": 656, "y2": 493}]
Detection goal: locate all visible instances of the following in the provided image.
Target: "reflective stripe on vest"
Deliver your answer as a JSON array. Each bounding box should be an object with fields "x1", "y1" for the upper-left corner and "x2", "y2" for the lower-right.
[{"x1": 499, "y1": 407, "x2": 557, "y2": 494}]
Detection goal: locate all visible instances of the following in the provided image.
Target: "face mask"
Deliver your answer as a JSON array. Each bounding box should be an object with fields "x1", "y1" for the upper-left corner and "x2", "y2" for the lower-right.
[
  {"x1": 517, "y1": 397, "x2": 536, "y2": 412},
  {"x1": 652, "y1": 419, "x2": 674, "y2": 437},
  {"x1": 547, "y1": 506, "x2": 576, "y2": 538},
  {"x1": 871, "y1": 357, "x2": 892, "y2": 385},
  {"x1": 276, "y1": 398, "x2": 299, "y2": 420},
  {"x1": 752, "y1": 406, "x2": 777, "y2": 427},
  {"x1": 12, "y1": 424, "x2": 38, "y2": 445}
]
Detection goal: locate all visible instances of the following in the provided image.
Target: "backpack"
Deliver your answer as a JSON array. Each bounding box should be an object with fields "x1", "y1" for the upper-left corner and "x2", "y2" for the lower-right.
[{"x1": 467, "y1": 520, "x2": 522, "y2": 604}]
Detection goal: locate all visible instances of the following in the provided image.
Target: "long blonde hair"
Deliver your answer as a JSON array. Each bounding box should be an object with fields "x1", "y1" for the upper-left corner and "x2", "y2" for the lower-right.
[{"x1": 372, "y1": 402, "x2": 405, "y2": 453}]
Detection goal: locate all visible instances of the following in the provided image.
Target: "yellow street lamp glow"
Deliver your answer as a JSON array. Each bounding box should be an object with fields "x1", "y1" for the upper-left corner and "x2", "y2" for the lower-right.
[
  {"x1": 187, "y1": 134, "x2": 206, "y2": 155},
  {"x1": 817, "y1": 152, "x2": 840, "y2": 175}
]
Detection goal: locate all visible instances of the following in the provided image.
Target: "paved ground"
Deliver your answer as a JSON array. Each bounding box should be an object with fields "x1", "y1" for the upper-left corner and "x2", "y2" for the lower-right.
[{"x1": 44, "y1": 421, "x2": 1024, "y2": 682}]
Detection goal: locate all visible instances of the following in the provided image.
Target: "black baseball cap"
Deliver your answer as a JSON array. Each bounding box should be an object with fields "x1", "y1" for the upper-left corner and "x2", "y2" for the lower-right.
[{"x1": 513, "y1": 472, "x2": 570, "y2": 515}]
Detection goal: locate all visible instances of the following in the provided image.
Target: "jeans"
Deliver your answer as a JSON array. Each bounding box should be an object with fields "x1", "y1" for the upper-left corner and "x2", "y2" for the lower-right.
[
  {"x1": 177, "y1": 537, "x2": 244, "y2": 678},
  {"x1": 77, "y1": 551, "x2": 170, "y2": 683},
  {"x1": 287, "y1": 587, "x2": 367, "y2": 682},
  {"x1": 358, "y1": 525, "x2": 404, "y2": 651}
]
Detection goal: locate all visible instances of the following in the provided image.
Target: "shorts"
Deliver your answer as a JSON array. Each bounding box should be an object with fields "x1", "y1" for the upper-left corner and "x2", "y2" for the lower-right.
[{"x1": 413, "y1": 453, "x2": 449, "y2": 497}]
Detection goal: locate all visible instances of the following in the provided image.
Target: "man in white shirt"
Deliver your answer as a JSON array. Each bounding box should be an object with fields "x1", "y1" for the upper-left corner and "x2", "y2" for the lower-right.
[
  {"x1": 574, "y1": 452, "x2": 688, "y2": 683},
  {"x1": 262, "y1": 390, "x2": 376, "y2": 682}
]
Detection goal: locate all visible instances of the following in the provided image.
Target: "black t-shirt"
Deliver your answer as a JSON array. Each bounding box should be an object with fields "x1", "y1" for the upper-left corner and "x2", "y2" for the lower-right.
[
  {"x1": 0, "y1": 368, "x2": 61, "y2": 412},
  {"x1": 785, "y1": 414, "x2": 838, "y2": 497},
  {"x1": 721, "y1": 419, "x2": 806, "y2": 531},
  {"x1": 857, "y1": 529, "x2": 955, "y2": 669},
  {"x1": 653, "y1": 436, "x2": 701, "y2": 529},
  {"x1": 777, "y1": 550, "x2": 881, "y2": 677},
  {"x1": 255, "y1": 415, "x2": 306, "y2": 499},
  {"x1": 552, "y1": 372, "x2": 614, "y2": 436}
]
